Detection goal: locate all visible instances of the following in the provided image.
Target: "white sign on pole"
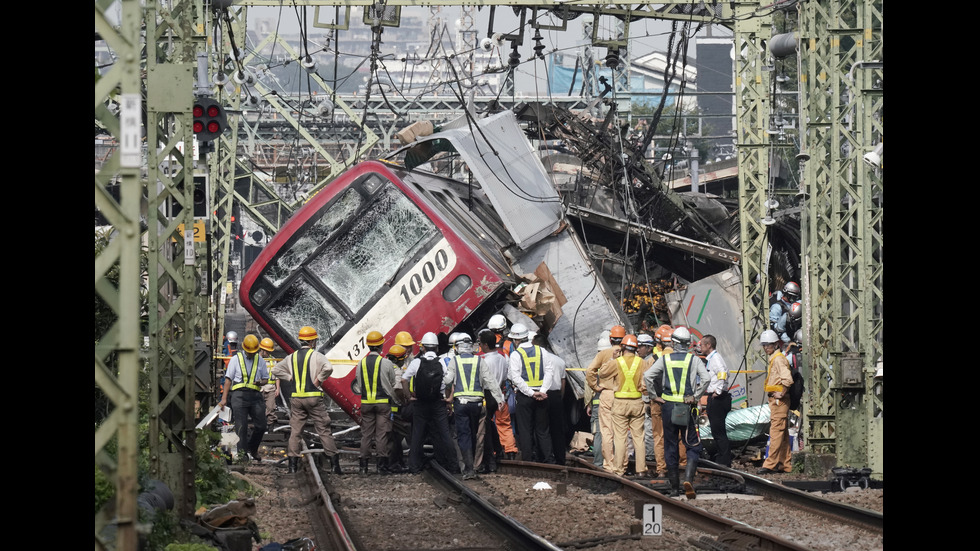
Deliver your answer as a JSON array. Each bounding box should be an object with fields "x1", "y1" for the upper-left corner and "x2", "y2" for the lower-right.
[
  {"x1": 184, "y1": 229, "x2": 195, "y2": 265},
  {"x1": 642, "y1": 504, "x2": 662, "y2": 536},
  {"x1": 119, "y1": 93, "x2": 142, "y2": 168}
]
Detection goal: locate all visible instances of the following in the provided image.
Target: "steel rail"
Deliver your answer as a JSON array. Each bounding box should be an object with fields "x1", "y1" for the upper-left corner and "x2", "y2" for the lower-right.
[
  {"x1": 698, "y1": 459, "x2": 884, "y2": 535},
  {"x1": 298, "y1": 446, "x2": 358, "y2": 550},
  {"x1": 498, "y1": 460, "x2": 812, "y2": 551},
  {"x1": 425, "y1": 461, "x2": 563, "y2": 551}
]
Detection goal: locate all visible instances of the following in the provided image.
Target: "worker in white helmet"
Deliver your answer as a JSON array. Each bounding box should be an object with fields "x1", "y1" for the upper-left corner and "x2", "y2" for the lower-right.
[
  {"x1": 757, "y1": 329, "x2": 794, "y2": 475},
  {"x1": 507, "y1": 323, "x2": 555, "y2": 463}
]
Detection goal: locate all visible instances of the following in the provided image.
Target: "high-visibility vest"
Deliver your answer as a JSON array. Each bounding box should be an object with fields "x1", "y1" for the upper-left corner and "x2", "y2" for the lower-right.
[
  {"x1": 516, "y1": 345, "x2": 544, "y2": 389},
  {"x1": 495, "y1": 334, "x2": 514, "y2": 357},
  {"x1": 614, "y1": 355, "x2": 643, "y2": 399},
  {"x1": 662, "y1": 352, "x2": 694, "y2": 403},
  {"x1": 453, "y1": 354, "x2": 484, "y2": 399},
  {"x1": 291, "y1": 348, "x2": 324, "y2": 398},
  {"x1": 359, "y1": 353, "x2": 391, "y2": 405},
  {"x1": 231, "y1": 352, "x2": 262, "y2": 391},
  {"x1": 265, "y1": 356, "x2": 277, "y2": 381}
]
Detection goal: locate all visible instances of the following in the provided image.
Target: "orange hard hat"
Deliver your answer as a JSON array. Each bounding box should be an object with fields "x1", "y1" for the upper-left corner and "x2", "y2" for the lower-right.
[
  {"x1": 259, "y1": 338, "x2": 275, "y2": 352},
  {"x1": 621, "y1": 334, "x2": 638, "y2": 348},
  {"x1": 395, "y1": 331, "x2": 415, "y2": 347},
  {"x1": 655, "y1": 325, "x2": 673, "y2": 343},
  {"x1": 366, "y1": 330, "x2": 385, "y2": 347},
  {"x1": 387, "y1": 344, "x2": 407, "y2": 359},
  {"x1": 610, "y1": 325, "x2": 626, "y2": 339}
]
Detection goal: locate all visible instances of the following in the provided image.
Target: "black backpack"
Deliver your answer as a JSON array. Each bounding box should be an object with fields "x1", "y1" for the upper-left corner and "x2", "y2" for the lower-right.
[
  {"x1": 414, "y1": 356, "x2": 444, "y2": 402},
  {"x1": 788, "y1": 357, "x2": 805, "y2": 411}
]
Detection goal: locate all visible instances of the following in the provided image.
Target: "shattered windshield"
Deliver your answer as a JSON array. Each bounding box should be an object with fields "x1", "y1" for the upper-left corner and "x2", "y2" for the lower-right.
[
  {"x1": 265, "y1": 277, "x2": 347, "y2": 350},
  {"x1": 265, "y1": 188, "x2": 363, "y2": 287},
  {"x1": 308, "y1": 182, "x2": 438, "y2": 312}
]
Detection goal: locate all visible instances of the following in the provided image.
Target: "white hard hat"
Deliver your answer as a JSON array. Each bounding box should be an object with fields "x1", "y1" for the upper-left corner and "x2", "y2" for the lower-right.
[
  {"x1": 226, "y1": 331, "x2": 238, "y2": 343},
  {"x1": 637, "y1": 333, "x2": 655, "y2": 346},
  {"x1": 421, "y1": 332, "x2": 439, "y2": 347},
  {"x1": 488, "y1": 314, "x2": 507, "y2": 331},
  {"x1": 760, "y1": 329, "x2": 780, "y2": 344},
  {"x1": 671, "y1": 326, "x2": 691, "y2": 344},
  {"x1": 597, "y1": 330, "x2": 611, "y2": 352},
  {"x1": 526, "y1": 330, "x2": 537, "y2": 343},
  {"x1": 508, "y1": 323, "x2": 529, "y2": 340}
]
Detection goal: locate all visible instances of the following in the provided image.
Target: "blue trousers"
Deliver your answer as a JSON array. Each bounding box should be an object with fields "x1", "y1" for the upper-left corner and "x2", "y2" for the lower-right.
[{"x1": 660, "y1": 401, "x2": 701, "y2": 470}]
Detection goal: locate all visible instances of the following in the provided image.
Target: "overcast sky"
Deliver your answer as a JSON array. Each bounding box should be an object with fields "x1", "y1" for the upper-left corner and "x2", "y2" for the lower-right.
[{"x1": 247, "y1": 6, "x2": 731, "y2": 93}]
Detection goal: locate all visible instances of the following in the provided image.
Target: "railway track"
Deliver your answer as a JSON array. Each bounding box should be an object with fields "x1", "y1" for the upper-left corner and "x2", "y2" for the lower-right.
[
  {"x1": 248, "y1": 418, "x2": 882, "y2": 551},
  {"x1": 271, "y1": 454, "x2": 883, "y2": 551}
]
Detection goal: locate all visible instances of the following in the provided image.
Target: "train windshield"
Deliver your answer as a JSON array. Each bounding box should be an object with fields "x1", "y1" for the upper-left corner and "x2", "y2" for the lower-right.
[{"x1": 252, "y1": 172, "x2": 439, "y2": 348}]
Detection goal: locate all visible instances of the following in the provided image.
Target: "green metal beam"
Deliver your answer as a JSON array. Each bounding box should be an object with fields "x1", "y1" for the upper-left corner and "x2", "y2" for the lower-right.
[
  {"x1": 94, "y1": 0, "x2": 142, "y2": 548},
  {"x1": 734, "y1": 2, "x2": 773, "y2": 378},
  {"x1": 799, "y1": 0, "x2": 882, "y2": 478},
  {"x1": 144, "y1": 0, "x2": 205, "y2": 519}
]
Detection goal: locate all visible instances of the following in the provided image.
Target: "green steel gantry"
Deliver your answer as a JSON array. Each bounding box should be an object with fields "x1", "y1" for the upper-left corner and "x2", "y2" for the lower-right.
[{"x1": 95, "y1": 2, "x2": 882, "y2": 544}]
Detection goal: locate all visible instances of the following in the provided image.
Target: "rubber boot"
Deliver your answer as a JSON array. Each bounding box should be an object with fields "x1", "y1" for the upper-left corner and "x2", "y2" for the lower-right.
[
  {"x1": 378, "y1": 457, "x2": 391, "y2": 475},
  {"x1": 461, "y1": 449, "x2": 476, "y2": 480},
  {"x1": 331, "y1": 454, "x2": 343, "y2": 475},
  {"x1": 359, "y1": 458, "x2": 369, "y2": 474},
  {"x1": 683, "y1": 462, "x2": 698, "y2": 499},
  {"x1": 667, "y1": 467, "x2": 681, "y2": 497},
  {"x1": 288, "y1": 457, "x2": 298, "y2": 474}
]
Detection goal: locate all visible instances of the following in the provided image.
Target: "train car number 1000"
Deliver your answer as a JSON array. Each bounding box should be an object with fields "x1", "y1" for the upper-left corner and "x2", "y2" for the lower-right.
[{"x1": 398, "y1": 248, "x2": 449, "y2": 305}]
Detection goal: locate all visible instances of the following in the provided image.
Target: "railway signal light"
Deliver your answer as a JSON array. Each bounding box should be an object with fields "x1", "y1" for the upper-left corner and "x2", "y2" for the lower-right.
[{"x1": 192, "y1": 97, "x2": 227, "y2": 143}]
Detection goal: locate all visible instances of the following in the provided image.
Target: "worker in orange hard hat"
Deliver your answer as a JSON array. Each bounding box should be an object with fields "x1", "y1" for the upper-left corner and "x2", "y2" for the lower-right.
[
  {"x1": 219, "y1": 334, "x2": 269, "y2": 462},
  {"x1": 585, "y1": 325, "x2": 626, "y2": 472},
  {"x1": 270, "y1": 326, "x2": 343, "y2": 474},
  {"x1": 258, "y1": 337, "x2": 281, "y2": 432},
  {"x1": 386, "y1": 343, "x2": 411, "y2": 473},
  {"x1": 353, "y1": 331, "x2": 398, "y2": 474},
  {"x1": 395, "y1": 331, "x2": 417, "y2": 365},
  {"x1": 598, "y1": 334, "x2": 648, "y2": 477}
]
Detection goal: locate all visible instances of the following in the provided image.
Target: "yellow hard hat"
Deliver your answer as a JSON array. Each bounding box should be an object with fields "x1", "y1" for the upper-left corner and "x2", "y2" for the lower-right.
[
  {"x1": 395, "y1": 331, "x2": 415, "y2": 347},
  {"x1": 259, "y1": 338, "x2": 275, "y2": 352},
  {"x1": 298, "y1": 326, "x2": 318, "y2": 341},
  {"x1": 242, "y1": 334, "x2": 260, "y2": 354},
  {"x1": 387, "y1": 344, "x2": 407, "y2": 360},
  {"x1": 366, "y1": 330, "x2": 385, "y2": 347}
]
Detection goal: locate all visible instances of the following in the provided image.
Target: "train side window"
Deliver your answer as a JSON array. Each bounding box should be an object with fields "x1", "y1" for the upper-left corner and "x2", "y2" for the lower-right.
[{"x1": 442, "y1": 274, "x2": 472, "y2": 302}]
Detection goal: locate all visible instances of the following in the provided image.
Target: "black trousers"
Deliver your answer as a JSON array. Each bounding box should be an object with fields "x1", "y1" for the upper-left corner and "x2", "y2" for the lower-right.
[
  {"x1": 408, "y1": 399, "x2": 457, "y2": 473},
  {"x1": 707, "y1": 392, "x2": 733, "y2": 467},
  {"x1": 484, "y1": 391, "x2": 502, "y2": 468},
  {"x1": 546, "y1": 389, "x2": 566, "y2": 464},
  {"x1": 515, "y1": 391, "x2": 553, "y2": 463}
]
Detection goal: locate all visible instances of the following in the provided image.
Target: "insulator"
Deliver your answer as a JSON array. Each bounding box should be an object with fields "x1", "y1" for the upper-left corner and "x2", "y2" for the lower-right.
[
  {"x1": 509, "y1": 44, "x2": 521, "y2": 68},
  {"x1": 605, "y1": 47, "x2": 620, "y2": 70}
]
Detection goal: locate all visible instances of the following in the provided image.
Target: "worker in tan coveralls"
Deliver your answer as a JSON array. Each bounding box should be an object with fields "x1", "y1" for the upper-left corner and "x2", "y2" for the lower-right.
[
  {"x1": 757, "y1": 329, "x2": 794, "y2": 474},
  {"x1": 271, "y1": 325, "x2": 342, "y2": 475},
  {"x1": 585, "y1": 325, "x2": 625, "y2": 472}
]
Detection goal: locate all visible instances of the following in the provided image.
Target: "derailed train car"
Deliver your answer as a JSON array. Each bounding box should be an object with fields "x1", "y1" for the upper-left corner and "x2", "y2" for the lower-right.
[{"x1": 240, "y1": 110, "x2": 627, "y2": 423}]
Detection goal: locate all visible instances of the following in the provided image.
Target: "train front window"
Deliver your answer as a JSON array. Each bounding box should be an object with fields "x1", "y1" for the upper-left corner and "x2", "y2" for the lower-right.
[
  {"x1": 265, "y1": 277, "x2": 346, "y2": 349},
  {"x1": 308, "y1": 182, "x2": 438, "y2": 313},
  {"x1": 265, "y1": 188, "x2": 364, "y2": 287}
]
